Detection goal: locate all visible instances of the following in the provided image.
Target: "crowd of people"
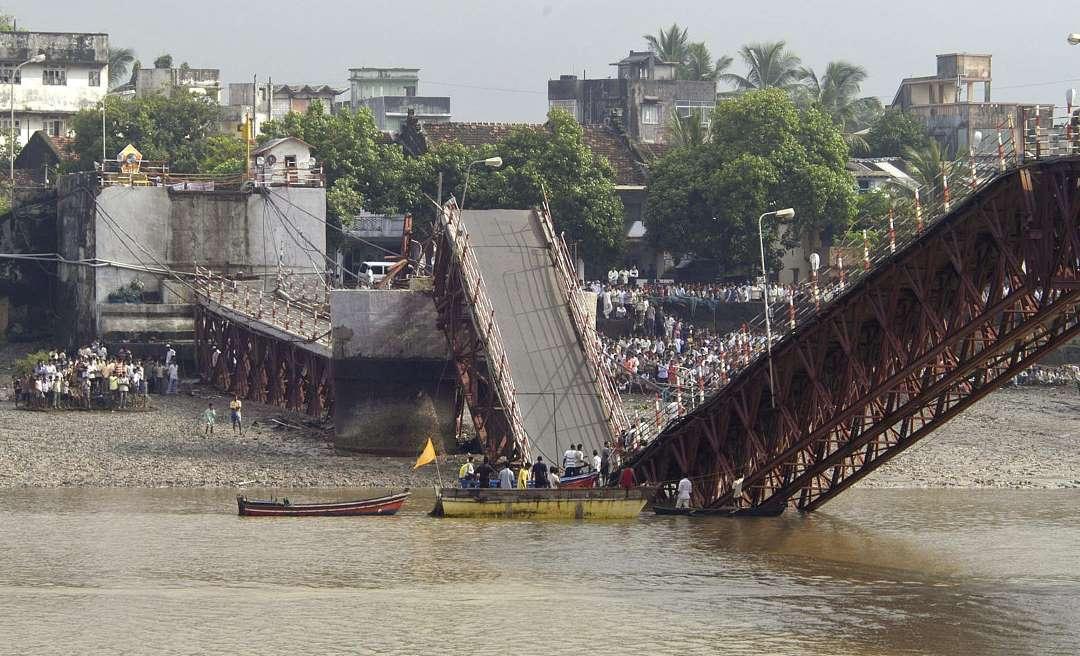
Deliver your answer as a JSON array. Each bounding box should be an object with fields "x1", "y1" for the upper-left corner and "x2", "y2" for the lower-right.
[
  {"x1": 457, "y1": 441, "x2": 640, "y2": 489},
  {"x1": 13, "y1": 342, "x2": 180, "y2": 411}
]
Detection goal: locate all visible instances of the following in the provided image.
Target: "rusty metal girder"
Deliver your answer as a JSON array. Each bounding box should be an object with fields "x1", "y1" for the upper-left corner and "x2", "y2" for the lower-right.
[
  {"x1": 193, "y1": 304, "x2": 333, "y2": 418},
  {"x1": 629, "y1": 158, "x2": 1080, "y2": 512}
]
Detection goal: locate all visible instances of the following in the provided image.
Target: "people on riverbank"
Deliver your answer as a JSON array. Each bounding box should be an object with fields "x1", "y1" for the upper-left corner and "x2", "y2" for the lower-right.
[
  {"x1": 13, "y1": 344, "x2": 161, "y2": 412},
  {"x1": 230, "y1": 396, "x2": 243, "y2": 434},
  {"x1": 203, "y1": 402, "x2": 216, "y2": 435}
]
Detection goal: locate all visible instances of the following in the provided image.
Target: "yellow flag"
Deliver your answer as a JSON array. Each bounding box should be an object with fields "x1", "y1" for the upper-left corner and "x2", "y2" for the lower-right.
[{"x1": 413, "y1": 438, "x2": 437, "y2": 469}]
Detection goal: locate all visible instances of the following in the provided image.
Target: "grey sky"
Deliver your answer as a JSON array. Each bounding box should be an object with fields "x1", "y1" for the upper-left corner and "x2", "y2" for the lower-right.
[{"x1": 10, "y1": 0, "x2": 1080, "y2": 122}]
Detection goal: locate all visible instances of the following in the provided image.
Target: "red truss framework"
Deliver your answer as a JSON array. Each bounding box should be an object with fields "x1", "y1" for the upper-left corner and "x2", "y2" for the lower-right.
[
  {"x1": 628, "y1": 159, "x2": 1080, "y2": 512},
  {"x1": 194, "y1": 304, "x2": 333, "y2": 418}
]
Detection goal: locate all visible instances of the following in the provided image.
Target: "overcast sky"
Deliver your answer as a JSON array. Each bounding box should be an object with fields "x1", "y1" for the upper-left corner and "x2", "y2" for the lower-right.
[{"x1": 10, "y1": 0, "x2": 1080, "y2": 122}]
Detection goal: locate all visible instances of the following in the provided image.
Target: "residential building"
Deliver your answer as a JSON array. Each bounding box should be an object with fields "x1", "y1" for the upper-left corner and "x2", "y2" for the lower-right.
[
  {"x1": 12, "y1": 130, "x2": 75, "y2": 186},
  {"x1": 221, "y1": 82, "x2": 344, "y2": 135},
  {"x1": 0, "y1": 31, "x2": 108, "y2": 147},
  {"x1": 890, "y1": 53, "x2": 1050, "y2": 154},
  {"x1": 547, "y1": 51, "x2": 717, "y2": 145},
  {"x1": 348, "y1": 67, "x2": 450, "y2": 132},
  {"x1": 847, "y1": 158, "x2": 917, "y2": 193},
  {"x1": 132, "y1": 65, "x2": 222, "y2": 102}
]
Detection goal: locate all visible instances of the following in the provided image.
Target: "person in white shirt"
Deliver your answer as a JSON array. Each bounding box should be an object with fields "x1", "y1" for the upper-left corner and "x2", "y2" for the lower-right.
[
  {"x1": 165, "y1": 344, "x2": 176, "y2": 366},
  {"x1": 167, "y1": 362, "x2": 179, "y2": 394},
  {"x1": 676, "y1": 476, "x2": 693, "y2": 509},
  {"x1": 563, "y1": 446, "x2": 579, "y2": 476}
]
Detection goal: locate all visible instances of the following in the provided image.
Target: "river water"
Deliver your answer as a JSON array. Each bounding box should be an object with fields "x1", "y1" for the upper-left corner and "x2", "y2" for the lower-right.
[{"x1": 1, "y1": 487, "x2": 1077, "y2": 655}]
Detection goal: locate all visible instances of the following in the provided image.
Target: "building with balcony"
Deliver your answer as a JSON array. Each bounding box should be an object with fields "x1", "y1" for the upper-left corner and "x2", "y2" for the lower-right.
[
  {"x1": 347, "y1": 67, "x2": 450, "y2": 132},
  {"x1": 222, "y1": 82, "x2": 344, "y2": 136},
  {"x1": 889, "y1": 53, "x2": 1049, "y2": 155},
  {"x1": 547, "y1": 51, "x2": 717, "y2": 145},
  {"x1": 0, "y1": 30, "x2": 108, "y2": 147}
]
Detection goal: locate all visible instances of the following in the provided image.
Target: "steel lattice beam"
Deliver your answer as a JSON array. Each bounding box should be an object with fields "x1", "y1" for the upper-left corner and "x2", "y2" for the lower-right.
[{"x1": 629, "y1": 159, "x2": 1080, "y2": 512}]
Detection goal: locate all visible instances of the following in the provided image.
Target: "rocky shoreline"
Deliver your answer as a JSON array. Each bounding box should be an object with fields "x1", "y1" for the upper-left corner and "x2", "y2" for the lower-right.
[{"x1": 0, "y1": 344, "x2": 1076, "y2": 490}]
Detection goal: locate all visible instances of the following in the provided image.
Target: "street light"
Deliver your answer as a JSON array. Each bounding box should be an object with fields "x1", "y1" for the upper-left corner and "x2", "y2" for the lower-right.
[
  {"x1": 757, "y1": 207, "x2": 795, "y2": 406},
  {"x1": 1068, "y1": 33, "x2": 1080, "y2": 45},
  {"x1": 460, "y1": 156, "x2": 502, "y2": 210},
  {"x1": 9, "y1": 53, "x2": 45, "y2": 181}
]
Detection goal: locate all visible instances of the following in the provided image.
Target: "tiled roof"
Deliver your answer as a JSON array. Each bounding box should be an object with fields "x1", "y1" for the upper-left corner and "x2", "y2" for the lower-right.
[
  {"x1": 422, "y1": 121, "x2": 647, "y2": 186},
  {"x1": 50, "y1": 135, "x2": 76, "y2": 160}
]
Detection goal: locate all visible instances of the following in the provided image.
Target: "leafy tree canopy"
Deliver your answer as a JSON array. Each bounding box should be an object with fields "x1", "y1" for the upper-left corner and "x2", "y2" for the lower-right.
[
  {"x1": 68, "y1": 92, "x2": 223, "y2": 173},
  {"x1": 153, "y1": 54, "x2": 173, "y2": 69},
  {"x1": 645, "y1": 89, "x2": 857, "y2": 273},
  {"x1": 865, "y1": 109, "x2": 932, "y2": 158}
]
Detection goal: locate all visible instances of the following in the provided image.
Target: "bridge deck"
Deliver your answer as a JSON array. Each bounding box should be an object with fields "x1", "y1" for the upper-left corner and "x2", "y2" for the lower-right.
[{"x1": 460, "y1": 209, "x2": 609, "y2": 463}]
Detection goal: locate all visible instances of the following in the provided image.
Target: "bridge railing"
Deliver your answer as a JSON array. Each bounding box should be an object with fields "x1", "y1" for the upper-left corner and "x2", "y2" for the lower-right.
[
  {"x1": 192, "y1": 266, "x2": 332, "y2": 348},
  {"x1": 534, "y1": 204, "x2": 630, "y2": 442},
  {"x1": 440, "y1": 203, "x2": 533, "y2": 459},
  {"x1": 622, "y1": 116, "x2": 1028, "y2": 454}
]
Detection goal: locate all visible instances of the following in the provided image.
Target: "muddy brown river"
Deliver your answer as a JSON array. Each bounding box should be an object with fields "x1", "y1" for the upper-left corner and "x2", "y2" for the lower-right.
[{"x1": 1, "y1": 487, "x2": 1076, "y2": 655}]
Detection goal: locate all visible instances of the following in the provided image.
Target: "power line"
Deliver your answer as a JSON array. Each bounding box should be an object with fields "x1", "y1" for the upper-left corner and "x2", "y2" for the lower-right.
[{"x1": 264, "y1": 188, "x2": 402, "y2": 258}]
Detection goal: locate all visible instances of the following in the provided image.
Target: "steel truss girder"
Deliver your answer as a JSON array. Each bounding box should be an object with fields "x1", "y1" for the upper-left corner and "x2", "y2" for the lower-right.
[
  {"x1": 193, "y1": 304, "x2": 333, "y2": 418},
  {"x1": 629, "y1": 159, "x2": 1080, "y2": 512}
]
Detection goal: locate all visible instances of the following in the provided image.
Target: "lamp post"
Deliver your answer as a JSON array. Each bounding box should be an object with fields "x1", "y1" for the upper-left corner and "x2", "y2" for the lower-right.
[
  {"x1": 1068, "y1": 33, "x2": 1080, "y2": 45},
  {"x1": 460, "y1": 156, "x2": 502, "y2": 210},
  {"x1": 757, "y1": 207, "x2": 795, "y2": 406},
  {"x1": 9, "y1": 53, "x2": 45, "y2": 180}
]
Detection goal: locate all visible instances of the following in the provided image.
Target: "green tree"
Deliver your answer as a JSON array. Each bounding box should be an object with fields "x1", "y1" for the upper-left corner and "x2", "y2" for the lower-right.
[
  {"x1": 108, "y1": 47, "x2": 136, "y2": 88},
  {"x1": 643, "y1": 23, "x2": 689, "y2": 64},
  {"x1": 0, "y1": 11, "x2": 16, "y2": 30},
  {"x1": 666, "y1": 108, "x2": 710, "y2": 148},
  {"x1": 404, "y1": 110, "x2": 624, "y2": 264},
  {"x1": 153, "y1": 54, "x2": 173, "y2": 69},
  {"x1": 719, "y1": 41, "x2": 804, "y2": 92},
  {"x1": 260, "y1": 101, "x2": 408, "y2": 220},
  {"x1": 645, "y1": 89, "x2": 857, "y2": 272},
  {"x1": 68, "y1": 92, "x2": 223, "y2": 172},
  {"x1": 798, "y1": 60, "x2": 882, "y2": 153},
  {"x1": 865, "y1": 109, "x2": 931, "y2": 157},
  {"x1": 198, "y1": 134, "x2": 246, "y2": 174},
  {"x1": 902, "y1": 140, "x2": 953, "y2": 194}
]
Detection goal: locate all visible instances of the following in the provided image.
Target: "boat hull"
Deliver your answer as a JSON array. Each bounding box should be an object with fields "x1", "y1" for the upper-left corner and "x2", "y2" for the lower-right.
[
  {"x1": 559, "y1": 472, "x2": 599, "y2": 489},
  {"x1": 236, "y1": 492, "x2": 410, "y2": 517},
  {"x1": 433, "y1": 487, "x2": 649, "y2": 519}
]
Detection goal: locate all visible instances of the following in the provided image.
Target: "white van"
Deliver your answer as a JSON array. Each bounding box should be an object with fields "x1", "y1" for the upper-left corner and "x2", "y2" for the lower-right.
[{"x1": 359, "y1": 261, "x2": 395, "y2": 283}]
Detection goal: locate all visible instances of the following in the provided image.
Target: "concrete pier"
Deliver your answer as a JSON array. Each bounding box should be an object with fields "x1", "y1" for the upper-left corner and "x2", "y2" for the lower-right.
[{"x1": 330, "y1": 289, "x2": 456, "y2": 456}]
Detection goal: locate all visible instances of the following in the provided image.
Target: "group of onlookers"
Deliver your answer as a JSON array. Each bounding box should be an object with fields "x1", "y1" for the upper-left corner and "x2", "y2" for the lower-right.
[
  {"x1": 458, "y1": 441, "x2": 641, "y2": 489},
  {"x1": 13, "y1": 342, "x2": 181, "y2": 411}
]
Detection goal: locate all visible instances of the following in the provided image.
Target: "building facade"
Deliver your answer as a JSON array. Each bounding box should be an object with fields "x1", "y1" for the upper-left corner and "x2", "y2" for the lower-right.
[
  {"x1": 890, "y1": 53, "x2": 1049, "y2": 155},
  {"x1": 133, "y1": 66, "x2": 222, "y2": 102},
  {"x1": 222, "y1": 82, "x2": 344, "y2": 136},
  {"x1": 547, "y1": 51, "x2": 717, "y2": 145},
  {"x1": 0, "y1": 31, "x2": 108, "y2": 146},
  {"x1": 347, "y1": 67, "x2": 450, "y2": 132}
]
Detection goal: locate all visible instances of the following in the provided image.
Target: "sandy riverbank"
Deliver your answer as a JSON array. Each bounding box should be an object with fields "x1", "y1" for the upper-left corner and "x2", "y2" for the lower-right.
[{"x1": 0, "y1": 344, "x2": 1076, "y2": 489}]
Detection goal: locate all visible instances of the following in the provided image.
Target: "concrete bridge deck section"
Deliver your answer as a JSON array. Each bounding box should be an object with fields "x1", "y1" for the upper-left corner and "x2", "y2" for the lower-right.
[{"x1": 460, "y1": 209, "x2": 610, "y2": 463}]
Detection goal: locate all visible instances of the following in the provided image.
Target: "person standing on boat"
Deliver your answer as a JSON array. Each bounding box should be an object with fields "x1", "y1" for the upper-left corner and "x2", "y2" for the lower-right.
[
  {"x1": 600, "y1": 442, "x2": 612, "y2": 486},
  {"x1": 517, "y1": 460, "x2": 531, "y2": 489},
  {"x1": 575, "y1": 444, "x2": 585, "y2": 473},
  {"x1": 563, "y1": 444, "x2": 578, "y2": 477},
  {"x1": 676, "y1": 475, "x2": 692, "y2": 509},
  {"x1": 548, "y1": 466, "x2": 561, "y2": 489},
  {"x1": 474, "y1": 456, "x2": 494, "y2": 489},
  {"x1": 531, "y1": 456, "x2": 549, "y2": 488},
  {"x1": 458, "y1": 455, "x2": 475, "y2": 488},
  {"x1": 618, "y1": 465, "x2": 637, "y2": 489},
  {"x1": 497, "y1": 460, "x2": 515, "y2": 489},
  {"x1": 591, "y1": 449, "x2": 601, "y2": 474}
]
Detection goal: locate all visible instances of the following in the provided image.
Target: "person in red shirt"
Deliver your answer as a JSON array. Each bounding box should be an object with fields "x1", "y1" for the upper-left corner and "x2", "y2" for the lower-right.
[{"x1": 618, "y1": 466, "x2": 637, "y2": 489}]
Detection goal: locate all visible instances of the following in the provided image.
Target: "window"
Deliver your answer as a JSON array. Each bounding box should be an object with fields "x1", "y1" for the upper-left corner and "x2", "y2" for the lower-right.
[
  {"x1": 0, "y1": 118, "x2": 20, "y2": 141},
  {"x1": 43, "y1": 66, "x2": 67, "y2": 86},
  {"x1": 45, "y1": 118, "x2": 63, "y2": 137},
  {"x1": 0, "y1": 64, "x2": 20, "y2": 85},
  {"x1": 88, "y1": 69, "x2": 101, "y2": 87},
  {"x1": 549, "y1": 99, "x2": 578, "y2": 120},
  {"x1": 641, "y1": 103, "x2": 659, "y2": 125},
  {"x1": 676, "y1": 100, "x2": 715, "y2": 126}
]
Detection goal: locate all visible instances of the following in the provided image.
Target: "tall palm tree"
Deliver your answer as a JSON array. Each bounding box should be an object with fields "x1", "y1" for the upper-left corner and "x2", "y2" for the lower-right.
[
  {"x1": 667, "y1": 108, "x2": 711, "y2": 148},
  {"x1": 108, "y1": 47, "x2": 136, "y2": 89},
  {"x1": 681, "y1": 42, "x2": 714, "y2": 81},
  {"x1": 800, "y1": 60, "x2": 882, "y2": 153},
  {"x1": 719, "y1": 41, "x2": 804, "y2": 92},
  {"x1": 644, "y1": 23, "x2": 690, "y2": 64},
  {"x1": 902, "y1": 141, "x2": 953, "y2": 195}
]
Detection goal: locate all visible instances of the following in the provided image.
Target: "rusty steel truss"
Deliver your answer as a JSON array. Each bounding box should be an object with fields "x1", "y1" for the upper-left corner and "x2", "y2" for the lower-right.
[
  {"x1": 193, "y1": 303, "x2": 333, "y2": 418},
  {"x1": 630, "y1": 158, "x2": 1080, "y2": 512}
]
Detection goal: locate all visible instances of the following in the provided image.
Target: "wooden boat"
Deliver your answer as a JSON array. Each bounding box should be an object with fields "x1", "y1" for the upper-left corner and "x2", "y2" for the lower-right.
[
  {"x1": 432, "y1": 486, "x2": 650, "y2": 519},
  {"x1": 236, "y1": 491, "x2": 410, "y2": 517},
  {"x1": 652, "y1": 502, "x2": 785, "y2": 517},
  {"x1": 559, "y1": 471, "x2": 599, "y2": 489}
]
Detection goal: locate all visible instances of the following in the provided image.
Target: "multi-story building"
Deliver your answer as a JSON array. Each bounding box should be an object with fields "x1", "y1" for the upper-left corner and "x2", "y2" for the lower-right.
[
  {"x1": 890, "y1": 53, "x2": 1050, "y2": 154},
  {"x1": 347, "y1": 67, "x2": 450, "y2": 132},
  {"x1": 547, "y1": 51, "x2": 717, "y2": 145},
  {"x1": 133, "y1": 65, "x2": 222, "y2": 102},
  {"x1": 221, "y1": 82, "x2": 344, "y2": 135},
  {"x1": 0, "y1": 30, "x2": 108, "y2": 146}
]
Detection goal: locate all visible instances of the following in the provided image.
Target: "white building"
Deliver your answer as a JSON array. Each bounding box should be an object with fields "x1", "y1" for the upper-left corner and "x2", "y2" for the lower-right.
[
  {"x1": 0, "y1": 31, "x2": 108, "y2": 147},
  {"x1": 347, "y1": 67, "x2": 450, "y2": 133}
]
